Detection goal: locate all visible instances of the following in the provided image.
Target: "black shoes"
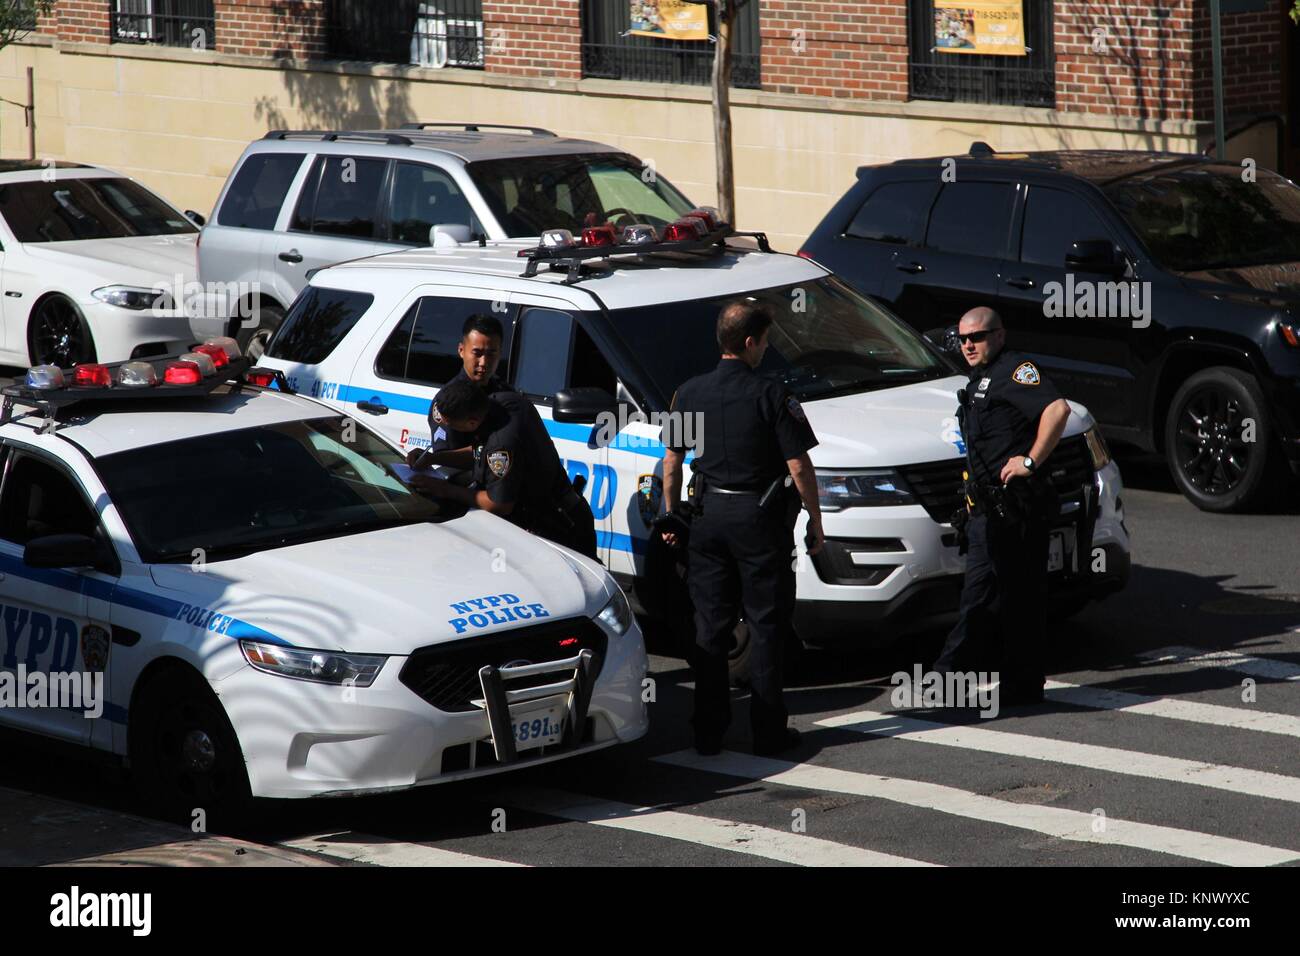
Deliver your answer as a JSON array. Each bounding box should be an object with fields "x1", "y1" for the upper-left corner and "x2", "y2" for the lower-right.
[
  {"x1": 753, "y1": 727, "x2": 801, "y2": 756},
  {"x1": 695, "y1": 735, "x2": 724, "y2": 756}
]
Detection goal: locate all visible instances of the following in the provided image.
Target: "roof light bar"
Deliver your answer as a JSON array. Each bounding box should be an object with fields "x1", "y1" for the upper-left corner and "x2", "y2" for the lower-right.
[{"x1": 72, "y1": 364, "x2": 112, "y2": 388}]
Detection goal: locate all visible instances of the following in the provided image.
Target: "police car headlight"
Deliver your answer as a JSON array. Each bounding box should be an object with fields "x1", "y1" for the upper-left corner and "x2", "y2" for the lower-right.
[
  {"x1": 91, "y1": 285, "x2": 169, "y2": 311},
  {"x1": 1084, "y1": 426, "x2": 1111, "y2": 470},
  {"x1": 815, "y1": 469, "x2": 916, "y2": 510},
  {"x1": 596, "y1": 588, "x2": 633, "y2": 637},
  {"x1": 240, "y1": 640, "x2": 385, "y2": 687}
]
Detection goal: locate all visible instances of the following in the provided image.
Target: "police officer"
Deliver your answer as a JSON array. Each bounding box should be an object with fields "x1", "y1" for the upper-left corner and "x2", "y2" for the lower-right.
[
  {"x1": 934, "y1": 306, "x2": 1071, "y2": 705},
  {"x1": 412, "y1": 377, "x2": 599, "y2": 560},
  {"x1": 660, "y1": 301, "x2": 824, "y2": 756},
  {"x1": 407, "y1": 313, "x2": 513, "y2": 470}
]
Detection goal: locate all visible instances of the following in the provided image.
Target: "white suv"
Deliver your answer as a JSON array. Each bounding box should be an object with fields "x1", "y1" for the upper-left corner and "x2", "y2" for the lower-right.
[
  {"x1": 255, "y1": 227, "x2": 1132, "y2": 678},
  {"x1": 198, "y1": 124, "x2": 697, "y2": 355}
]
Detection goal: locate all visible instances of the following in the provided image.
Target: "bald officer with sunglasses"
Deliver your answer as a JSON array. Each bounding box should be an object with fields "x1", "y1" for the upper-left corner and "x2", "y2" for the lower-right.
[{"x1": 934, "y1": 306, "x2": 1071, "y2": 706}]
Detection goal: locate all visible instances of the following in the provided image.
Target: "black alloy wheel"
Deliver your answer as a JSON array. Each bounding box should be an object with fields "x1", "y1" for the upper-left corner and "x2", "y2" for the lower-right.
[{"x1": 28, "y1": 295, "x2": 95, "y2": 368}]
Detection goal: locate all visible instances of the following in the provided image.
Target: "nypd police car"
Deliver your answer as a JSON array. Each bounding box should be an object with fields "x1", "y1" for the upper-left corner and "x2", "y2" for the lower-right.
[
  {"x1": 256, "y1": 214, "x2": 1132, "y2": 676},
  {"x1": 0, "y1": 344, "x2": 648, "y2": 823}
]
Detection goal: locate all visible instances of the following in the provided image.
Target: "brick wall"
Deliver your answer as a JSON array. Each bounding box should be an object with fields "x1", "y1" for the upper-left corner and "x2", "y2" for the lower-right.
[
  {"x1": 1190, "y1": 4, "x2": 1283, "y2": 125},
  {"x1": 482, "y1": 0, "x2": 581, "y2": 80},
  {"x1": 55, "y1": 0, "x2": 109, "y2": 43},
  {"x1": 760, "y1": 0, "x2": 907, "y2": 100},
  {"x1": 216, "y1": 1, "x2": 326, "y2": 58}
]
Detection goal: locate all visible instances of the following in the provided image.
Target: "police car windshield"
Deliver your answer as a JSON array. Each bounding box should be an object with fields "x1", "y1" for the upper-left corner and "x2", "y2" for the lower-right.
[
  {"x1": 466, "y1": 153, "x2": 694, "y2": 236},
  {"x1": 610, "y1": 276, "x2": 948, "y2": 405},
  {"x1": 95, "y1": 417, "x2": 446, "y2": 563}
]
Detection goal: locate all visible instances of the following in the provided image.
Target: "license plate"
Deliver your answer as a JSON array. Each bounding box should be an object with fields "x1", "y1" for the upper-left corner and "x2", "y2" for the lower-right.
[
  {"x1": 508, "y1": 696, "x2": 567, "y2": 752},
  {"x1": 1047, "y1": 532, "x2": 1065, "y2": 573}
]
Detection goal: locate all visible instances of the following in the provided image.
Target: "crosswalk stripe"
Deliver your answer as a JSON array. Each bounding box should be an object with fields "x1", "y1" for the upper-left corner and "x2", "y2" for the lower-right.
[
  {"x1": 816, "y1": 709, "x2": 1300, "y2": 805},
  {"x1": 505, "y1": 786, "x2": 936, "y2": 866},
  {"x1": 655, "y1": 750, "x2": 1300, "y2": 867},
  {"x1": 281, "y1": 832, "x2": 526, "y2": 867},
  {"x1": 1044, "y1": 680, "x2": 1300, "y2": 737},
  {"x1": 1139, "y1": 645, "x2": 1300, "y2": 681}
]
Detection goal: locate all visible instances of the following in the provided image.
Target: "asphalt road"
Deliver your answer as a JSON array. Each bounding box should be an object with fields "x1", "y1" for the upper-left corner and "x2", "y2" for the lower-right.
[{"x1": 0, "y1": 431, "x2": 1297, "y2": 867}]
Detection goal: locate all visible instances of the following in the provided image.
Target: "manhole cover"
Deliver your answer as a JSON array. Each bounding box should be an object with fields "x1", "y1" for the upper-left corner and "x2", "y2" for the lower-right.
[
  {"x1": 1200, "y1": 594, "x2": 1300, "y2": 616},
  {"x1": 991, "y1": 784, "x2": 1067, "y2": 805}
]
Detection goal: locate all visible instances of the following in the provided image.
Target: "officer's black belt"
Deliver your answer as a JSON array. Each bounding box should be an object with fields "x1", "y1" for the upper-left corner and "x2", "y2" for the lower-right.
[{"x1": 705, "y1": 487, "x2": 761, "y2": 496}]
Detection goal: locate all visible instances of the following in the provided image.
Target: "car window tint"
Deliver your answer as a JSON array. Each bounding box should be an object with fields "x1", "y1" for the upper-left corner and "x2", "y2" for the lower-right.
[
  {"x1": 569, "y1": 323, "x2": 617, "y2": 395},
  {"x1": 265, "y1": 287, "x2": 375, "y2": 365},
  {"x1": 1021, "y1": 186, "x2": 1112, "y2": 267},
  {"x1": 408, "y1": 299, "x2": 507, "y2": 386},
  {"x1": 217, "y1": 153, "x2": 304, "y2": 230},
  {"x1": 0, "y1": 178, "x2": 196, "y2": 241},
  {"x1": 388, "y1": 163, "x2": 476, "y2": 244},
  {"x1": 375, "y1": 301, "x2": 419, "y2": 379},
  {"x1": 925, "y1": 182, "x2": 1015, "y2": 257},
  {"x1": 0, "y1": 455, "x2": 98, "y2": 545},
  {"x1": 512, "y1": 308, "x2": 573, "y2": 399},
  {"x1": 307, "y1": 157, "x2": 387, "y2": 238},
  {"x1": 845, "y1": 181, "x2": 938, "y2": 245}
]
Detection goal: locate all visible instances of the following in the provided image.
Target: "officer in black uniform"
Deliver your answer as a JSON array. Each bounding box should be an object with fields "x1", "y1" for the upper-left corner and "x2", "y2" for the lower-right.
[
  {"x1": 407, "y1": 313, "x2": 513, "y2": 470},
  {"x1": 411, "y1": 377, "x2": 599, "y2": 560},
  {"x1": 934, "y1": 306, "x2": 1071, "y2": 705},
  {"x1": 660, "y1": 301, "x2": 824, "y2": 756}
]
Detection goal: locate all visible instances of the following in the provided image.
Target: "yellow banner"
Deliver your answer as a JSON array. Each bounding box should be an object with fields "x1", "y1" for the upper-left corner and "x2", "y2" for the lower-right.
[
  {"x1": 935, "y1": 2, "x2": 1026, "y2": 56},
  {"x1": 629, "y1": 0, "x2": 710, "y2": 42}
]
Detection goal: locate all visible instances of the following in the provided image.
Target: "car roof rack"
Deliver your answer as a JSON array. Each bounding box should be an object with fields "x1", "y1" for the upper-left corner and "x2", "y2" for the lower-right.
[
  {"x1": 517, "y1": 226, "x2": 772, "y2": 284},
  {"x1": 0, "y1": 356, "x2": 295, "y2": 434},
  {"x1": 263, "y1": 130, "x2": 414, "y2": 146},
  {"x1": 399, "y1": 122, "x2": 556, "y2": 137},
  {"x1": 969, "y1": 141, "x2": 996, "y2": 157}
]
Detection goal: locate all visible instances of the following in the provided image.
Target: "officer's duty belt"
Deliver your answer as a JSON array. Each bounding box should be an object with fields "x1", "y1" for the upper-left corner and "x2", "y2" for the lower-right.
[{"x1": 704, "y1": 487, "x2": 761, "y2": 496}]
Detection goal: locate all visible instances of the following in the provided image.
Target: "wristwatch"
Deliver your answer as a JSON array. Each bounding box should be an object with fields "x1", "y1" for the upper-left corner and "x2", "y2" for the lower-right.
[{"x1": 1022, "y1": 456, "x2": 1036, "y2": 473}]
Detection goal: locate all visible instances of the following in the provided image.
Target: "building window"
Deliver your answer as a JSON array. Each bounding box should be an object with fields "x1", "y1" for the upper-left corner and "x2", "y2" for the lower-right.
[
  {"x1": 907, "y1": 0, "x2": 1054, "y2": 109},
  {"x1": 581, "y1": 0, "x2": 760, "y2": 89},
  {"x1": 111, "y1": 0, "x2": 216, "y2": 48},
  {"x1": 323, "y1": 0, "x2": 484, "y2": 69}
]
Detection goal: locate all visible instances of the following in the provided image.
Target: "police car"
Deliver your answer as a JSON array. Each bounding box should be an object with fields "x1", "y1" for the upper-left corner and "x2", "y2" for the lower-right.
[
  {"x1": 255, "y1": 214, "x2": 1132, "y2": 676},
  {"x1": 0, "y1": 344, "x2": 648, "y2": 823}
]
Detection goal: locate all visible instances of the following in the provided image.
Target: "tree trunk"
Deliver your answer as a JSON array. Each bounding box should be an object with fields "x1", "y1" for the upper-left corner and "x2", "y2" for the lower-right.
[{"x1": 711, "y1": 0, "x2": 735, "y2": 224}]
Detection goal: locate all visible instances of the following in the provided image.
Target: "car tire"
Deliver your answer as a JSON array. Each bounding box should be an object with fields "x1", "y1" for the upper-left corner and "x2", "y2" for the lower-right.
[
  {"x1": 128, "y1": 668, "x2": 252, "y2": 832},
  {"x1": 235, "y1": 303, "x2": 285, "y2": 362},
  {"x1": 1164, "y1": 367, "x2": 1280, "y2": 513},
  {"x1": 27, "y1": 295, "x2": 96, "y2": 368},
  {"x1": 728, "y1": 620, "x2": 752, "y2": 688}
]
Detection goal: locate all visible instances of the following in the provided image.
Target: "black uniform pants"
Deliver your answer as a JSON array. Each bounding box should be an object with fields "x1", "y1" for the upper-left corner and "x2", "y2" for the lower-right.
[
  {"x1": 523, "y1": 493, "x2": 598, "y2": 561},
  {"x1": 934, "y1": 510, "x2": 1049, "y2": 690},
  {"x1": 687, "y1": 493, "x2": 797, "y2": 744}
]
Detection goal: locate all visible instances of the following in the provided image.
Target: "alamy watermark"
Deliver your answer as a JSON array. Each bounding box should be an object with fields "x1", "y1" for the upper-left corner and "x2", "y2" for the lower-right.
[
  {"x1": 1042, "y1": 273, "x2": 1151, "y2": 329},
  {"x1": 595, "y1": 407, "x2": 704, "y2": 454},
  {"x1": 891, "y1": 665, "x2": 999, "y2": 718},
  {"x1": 0, "y1": 665, "x2": 104, "y2": 718}
]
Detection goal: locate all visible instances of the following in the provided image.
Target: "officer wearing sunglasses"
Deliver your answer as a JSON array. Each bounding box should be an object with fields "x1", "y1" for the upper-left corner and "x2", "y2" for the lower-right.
[{"x1": 934, "y1": 306, "x2": 1071, "y2": 705}]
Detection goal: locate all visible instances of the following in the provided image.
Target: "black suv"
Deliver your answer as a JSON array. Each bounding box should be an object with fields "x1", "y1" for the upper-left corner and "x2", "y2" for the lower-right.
[{"x1": 802, "y1": 145, "x2": 1300, "y2": 512}]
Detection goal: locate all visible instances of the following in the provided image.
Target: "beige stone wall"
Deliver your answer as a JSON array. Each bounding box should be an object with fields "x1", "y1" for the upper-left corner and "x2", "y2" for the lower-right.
[{"x1": 0, "y1": 38, "x2": 1201, "y2": 252}]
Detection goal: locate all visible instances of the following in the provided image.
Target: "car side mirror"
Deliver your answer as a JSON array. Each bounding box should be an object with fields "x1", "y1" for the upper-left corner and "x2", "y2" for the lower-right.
[
  {"x1": 924, "y1": 325, "x2": 962, "y2": 355},
  {"x1": 1065, "y1": 238, "x2": 1126, "y2": 277},
  {"x1": 24, "y1": 533, "x2": 102, "y2": 569},
  {"x1": 184, "y1": 209, "x2": 206, "y2": 227},
  {"x1": 430, "y1": 223, "x2": 472, "y2": 248},
  {"x1": 553, "y1": 387, "x2": 618, "y2": 424}
]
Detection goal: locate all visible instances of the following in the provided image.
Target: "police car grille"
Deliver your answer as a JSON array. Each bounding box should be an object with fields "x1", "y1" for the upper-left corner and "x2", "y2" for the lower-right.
[
  {"x1": 1044, "y1": 435, "x2": 1093, "y2": 496},
  {"x1": 897, "y1": 458, "x2": 967, "y2": 524},
  {"x1": 399, "y1": 619, "x2": 608, "y2": 713}
]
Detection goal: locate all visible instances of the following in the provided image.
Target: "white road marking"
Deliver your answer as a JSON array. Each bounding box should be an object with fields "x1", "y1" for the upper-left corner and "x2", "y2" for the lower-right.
[
  {"x1": 1044, "y1": 680, "x2": 1300, "y2": 738},
  {"x1": 1138, "y1": 646, "x2": 1300, "y2": 681},
  {"x1": 282, "y1": 832, "x2": 526, "y2": 867},
  {"x1": 507, "y1": 786, "x2": 936, "y2": 867},
  {"x1": 654, "y1": 750, "x2": 1300, "y2": 867},
  {"x1": 817, "y1": 709, "x2": 1300, "y2": 805}
]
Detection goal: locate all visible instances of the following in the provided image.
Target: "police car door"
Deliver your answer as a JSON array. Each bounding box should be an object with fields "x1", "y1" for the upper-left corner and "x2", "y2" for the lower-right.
[
  {"x1": 508, "y1": 301, "x2": 623, "y2": 570},
  {"x1": 0, "y1": 444, "x2": 116, "y2": 746},
  {"x1": 345, "y1": 288, "x2": 517, "y2": 455}
]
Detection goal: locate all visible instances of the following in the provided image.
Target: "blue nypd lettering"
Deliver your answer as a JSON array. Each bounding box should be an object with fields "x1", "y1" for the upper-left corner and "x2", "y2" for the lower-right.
[
  {"x1": 1, "y1": 604, "x2": 78, "y2": 673},
  {"x1": 174, "y1": 603, "x2": 236, "y2": 635},
  {"x1": 562, "y1": 460, "x2": 617, "y2": 520},
  {"x1": 448, "y1": 593, "x2": 550, "y2": 634}
]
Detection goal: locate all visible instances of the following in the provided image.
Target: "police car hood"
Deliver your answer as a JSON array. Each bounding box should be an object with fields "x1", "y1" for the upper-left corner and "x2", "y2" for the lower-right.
[
  {"x1": 147, "y1": 512, "x2": 612, "y2": 654},
  {"x1": 799, "y1": 374, "x2": 1091, "y2": 469}
]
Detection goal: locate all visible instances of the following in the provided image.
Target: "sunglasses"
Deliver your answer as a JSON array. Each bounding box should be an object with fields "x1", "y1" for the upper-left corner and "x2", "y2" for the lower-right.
[{"x1": 958, "y1": 329, "x2": 1000, "y2": 344}]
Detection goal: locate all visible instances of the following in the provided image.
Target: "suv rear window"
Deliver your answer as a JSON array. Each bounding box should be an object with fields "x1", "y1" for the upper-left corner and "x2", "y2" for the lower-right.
[
  {"x1": 217, "y1": 153, "x2": 304, "y2": 230},
  {"x1": 845, "y1": 181, "x2": 938, "y2": 245},
  {"x1": 292, "y1": 156, "x2": 387, "y2": 238},
  {"x1": 266, "y1": 287, "x2": 375, "y2": 365},
  {"x1": 925, "y1": 182, "x2": 1015, "y2": 257},
  {"x1": 0, "y1": 178, "x2": 196, "y2": 242}
]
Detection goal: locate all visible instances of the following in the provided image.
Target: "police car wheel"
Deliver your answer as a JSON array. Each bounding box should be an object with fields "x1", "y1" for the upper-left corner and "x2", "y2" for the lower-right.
[
  {"x1": 236, "y1": 303, "x2": 285, "y2": 362},
  {"x1": 28, "y1": 295, "x2": 96, "y2": 368},
  {"x1": 1164, "y1": 367, "x2": 1279, "y2": 513},
  {"x1": 129, "y1": 669, "x2": 251, "y2": 830}
]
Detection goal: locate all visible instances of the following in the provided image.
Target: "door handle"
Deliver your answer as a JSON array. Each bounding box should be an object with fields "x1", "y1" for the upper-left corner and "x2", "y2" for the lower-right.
[
  {"x1": 356, "y1": 400, "x2": 388, "y2": 415},
  {"x1": 1006, "y1": 276, "x2": 1036, "y2": 290},
  {"x1": 895, "y1": 261, "x2": 925, "y2": 274},
  {"x1": 278, "y1": 249, "x2": 304, "y2": 264}
]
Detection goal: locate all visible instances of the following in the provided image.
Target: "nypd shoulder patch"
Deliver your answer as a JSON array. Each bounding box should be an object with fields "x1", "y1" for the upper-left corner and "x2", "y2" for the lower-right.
[
  {"x1": 431, "y1": 403, "x2": 445, "y2": 425},
  {"x1": 787, "y1": 396, "x2": 807, "y2": 422},
  {"x1": 487, "y1": 450, "x2": 511, "y2": 478},
  {"x1": 1013, "y1": 362, "x2": 1041, "y2": 386}
]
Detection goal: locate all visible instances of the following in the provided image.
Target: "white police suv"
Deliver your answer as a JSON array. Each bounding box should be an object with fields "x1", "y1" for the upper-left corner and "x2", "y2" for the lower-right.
[
  {"x1": 254, "y1": 214, "x2": 1132, "y2": 677},
  {"x1": 0, "y1": 345, "x2": 647, "y2": 823}
]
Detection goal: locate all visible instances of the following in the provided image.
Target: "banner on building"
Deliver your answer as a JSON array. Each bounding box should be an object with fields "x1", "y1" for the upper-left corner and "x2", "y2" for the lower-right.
[
  {"x1": 934, "y1": 2, "x2": 1027, "y2": 56},
  {"x1": 629, "y1": 0, "x2": 710, "y2": 42}
]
